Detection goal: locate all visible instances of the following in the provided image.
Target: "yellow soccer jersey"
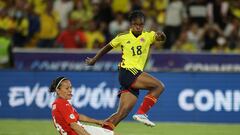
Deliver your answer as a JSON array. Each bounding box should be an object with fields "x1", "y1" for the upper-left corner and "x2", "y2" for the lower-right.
[{"x1": 110, "y1": 30, "x2": 156, "y2": 71}]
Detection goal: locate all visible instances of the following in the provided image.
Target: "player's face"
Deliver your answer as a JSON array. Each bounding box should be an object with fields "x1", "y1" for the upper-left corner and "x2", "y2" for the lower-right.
[
  {"x1": 130, "y1": 17, "x2": 144, "y2": 34},
  {"x1": 57, "y1": 80, "x2": 73, "y2": 100}
]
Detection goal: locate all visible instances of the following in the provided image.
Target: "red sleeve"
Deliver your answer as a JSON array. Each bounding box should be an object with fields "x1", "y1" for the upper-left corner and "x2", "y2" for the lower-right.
[
  {"x1": 56, "y1": 101, "x2": 78, "y2": 124},
  {"x1": 56, "y1": 32, "x2": 65, "y2": 44},
  {"x1": 78, "y1": 31, "x2": 87, "y2": 43}
]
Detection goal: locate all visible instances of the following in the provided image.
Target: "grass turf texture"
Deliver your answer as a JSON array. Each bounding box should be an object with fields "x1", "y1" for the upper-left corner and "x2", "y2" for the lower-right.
[{"x1": 0, "y1": 119, "x2": 239, "y2": 135}]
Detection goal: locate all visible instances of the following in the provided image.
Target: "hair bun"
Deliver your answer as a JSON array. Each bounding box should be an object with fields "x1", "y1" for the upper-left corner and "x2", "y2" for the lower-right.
[{"x1": 49, "y1": 76, "x2": 67, "y2": 93}]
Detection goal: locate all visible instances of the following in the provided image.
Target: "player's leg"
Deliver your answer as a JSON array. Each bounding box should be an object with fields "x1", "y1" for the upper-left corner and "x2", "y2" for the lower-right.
[
  {"x1": 132, "y1": 72, "x2": 164, "y2": 97},
  {"x1": 102, "y1": 92, "x2": 137, "y2": 130},
  {"x1": 83, "y1": 125, "x2": 115, "y2": 135},
  {"x1": 131, "y1": 72, "x2": 165, "y2": 126}
]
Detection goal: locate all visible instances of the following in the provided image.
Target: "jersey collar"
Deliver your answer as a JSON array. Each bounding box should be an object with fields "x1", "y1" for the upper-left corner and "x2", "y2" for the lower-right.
[{"x1": 130, "y1": 29, "x2": 142, "y2": 38}]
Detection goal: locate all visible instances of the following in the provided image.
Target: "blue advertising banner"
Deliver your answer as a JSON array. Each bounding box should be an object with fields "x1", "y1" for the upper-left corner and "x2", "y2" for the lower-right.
[
  {"x1": 0, "y1": 71, "x2": 239, "y2": 123},
  {"x1": 13, "y1": 48, "x2": 240, "y2": 72}
]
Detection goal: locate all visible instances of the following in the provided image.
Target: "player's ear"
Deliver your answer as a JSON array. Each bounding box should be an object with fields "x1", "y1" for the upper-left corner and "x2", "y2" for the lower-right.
[{"x1": 56, "y1": 88, "x2": 60, "y2": 95}]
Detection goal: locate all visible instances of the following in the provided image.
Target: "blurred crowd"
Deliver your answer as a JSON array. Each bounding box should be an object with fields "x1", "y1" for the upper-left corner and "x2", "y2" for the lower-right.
[{"x1": 0, "y1": 0, "x2": 240, "y2": 57}]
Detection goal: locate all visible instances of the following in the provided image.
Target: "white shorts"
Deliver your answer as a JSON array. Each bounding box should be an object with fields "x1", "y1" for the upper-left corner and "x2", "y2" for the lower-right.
[{"x1": 83, "y1": 125, "x2": 114, "y2": 135}]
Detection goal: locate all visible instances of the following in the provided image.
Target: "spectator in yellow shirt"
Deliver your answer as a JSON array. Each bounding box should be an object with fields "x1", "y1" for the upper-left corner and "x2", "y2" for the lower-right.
[
  {"x1": 0, "y1": 8, "x2": 16, "y2": 32},
  {"x1": 171, "y1": 31, "x2": 199, "y2": 53},
  {"x1": 37, "y1": 1, "x2": 59, "y2": 48},
  {"x1": 69, "y1": 0, "x2": 93, "y2": 29},
  {"x1": 28, "y1": 0, "x2": 46, "y2": 15},
  {"x1": 85, "y1": 21, "x2": 106, "y2": 49},
  {"x1": 112, "y1": 0, "x2": 131, "y2": 14},
  {"x1": 11, "y1": 0, "x2": 29, "y2": 47}
]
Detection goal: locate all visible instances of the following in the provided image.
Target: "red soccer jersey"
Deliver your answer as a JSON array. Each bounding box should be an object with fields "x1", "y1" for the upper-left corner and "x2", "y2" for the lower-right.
[{"x1": 52, "y1": 98, "x2": 79, "y2": 135}]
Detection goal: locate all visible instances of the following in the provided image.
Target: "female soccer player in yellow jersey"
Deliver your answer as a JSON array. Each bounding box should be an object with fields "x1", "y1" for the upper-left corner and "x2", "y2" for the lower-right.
[{"x1": 85, "y1": 10, "x2": 166, "y2": 130}]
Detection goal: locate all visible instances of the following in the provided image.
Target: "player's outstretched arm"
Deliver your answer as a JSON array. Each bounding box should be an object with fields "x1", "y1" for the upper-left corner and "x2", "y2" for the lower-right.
[
  {"x1": 155, "y1": 31, "x2": 166, "y2": 42},
  {"x1": 70, "y1": 122, "x2": 91, "y2": 135},
  {"x1": 85, "y1": 44, "x2": 113, "y2": 66},
  {"x1": 78, "y1": 114, "x2": 103, "y2": 126}
]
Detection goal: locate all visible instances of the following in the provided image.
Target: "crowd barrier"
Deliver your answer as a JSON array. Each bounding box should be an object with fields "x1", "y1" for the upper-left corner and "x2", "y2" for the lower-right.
[
  {"x1": 13, "y1": 48, "x2": 240, "y2": 72},
  {"x1": 0, "y1": 71, "x2": 239, "y2": 123}
]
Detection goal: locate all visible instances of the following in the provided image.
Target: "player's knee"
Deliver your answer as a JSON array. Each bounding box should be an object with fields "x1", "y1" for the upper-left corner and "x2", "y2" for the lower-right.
[
  {"x1": 152, "y1": 80, "x2": 164, "y2": 89},
  {"x1": 157, "y1": 81, "x2": 165, "y2": 92},
  {"x1": 154, "y1": 81, "x2": 165, "y2": 95}
]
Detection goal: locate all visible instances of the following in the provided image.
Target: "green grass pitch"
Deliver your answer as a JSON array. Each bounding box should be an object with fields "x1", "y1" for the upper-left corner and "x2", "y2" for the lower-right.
[{"x1": 0, "y1": 119, "x2": 239, "y2": 135}]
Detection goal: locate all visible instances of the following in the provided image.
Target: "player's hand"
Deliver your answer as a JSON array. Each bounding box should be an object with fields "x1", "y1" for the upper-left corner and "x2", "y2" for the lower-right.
[
  {"x1": 85, "y1": 57, "x2": 96, "y2": 66},
  {"x1": 156, "y1": 32, "x2": 166, "y2": 42}
]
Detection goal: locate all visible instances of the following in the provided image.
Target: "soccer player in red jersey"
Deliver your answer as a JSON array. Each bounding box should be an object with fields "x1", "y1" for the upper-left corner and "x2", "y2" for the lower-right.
[
  {"x1": 50, "y1": 76, "x2": 115, "y2": 135},
  {"x1": 85, "y1": 10, "x2": 166, "y2": 130}
]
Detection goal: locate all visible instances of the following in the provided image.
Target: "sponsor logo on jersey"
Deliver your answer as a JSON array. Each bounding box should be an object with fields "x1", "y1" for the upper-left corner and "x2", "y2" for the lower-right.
[{"x1": 70, "y1": 114, "x2": 75, "y2": 119}]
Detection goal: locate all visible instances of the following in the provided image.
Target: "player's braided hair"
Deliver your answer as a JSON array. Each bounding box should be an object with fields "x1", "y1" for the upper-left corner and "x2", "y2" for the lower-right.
[
  {"x1": 128, "y1": 10, "x2": 145, "y2": 22},
  {"x1": 49, "y1": 76, "x2": 68, "y2": 93}
]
